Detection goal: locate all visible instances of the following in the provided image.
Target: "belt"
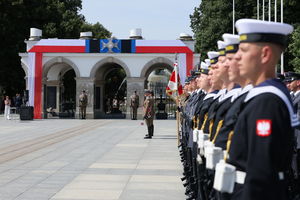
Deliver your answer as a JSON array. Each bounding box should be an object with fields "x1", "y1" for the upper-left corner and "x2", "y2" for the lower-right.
[{"x1": 235, "y1": 171, "x2": 285, "y2": 184}]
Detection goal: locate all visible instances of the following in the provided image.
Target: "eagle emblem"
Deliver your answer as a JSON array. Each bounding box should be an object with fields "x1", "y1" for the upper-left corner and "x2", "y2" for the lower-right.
[{"x1": 256, "y1": 119, "x2": 272, "y2": 137}]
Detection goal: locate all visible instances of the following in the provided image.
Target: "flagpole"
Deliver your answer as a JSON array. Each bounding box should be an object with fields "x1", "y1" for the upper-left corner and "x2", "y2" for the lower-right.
[
  {"x1": 174, "y1": 54, "x2": 180, "y2": 146},
  {"x1": 280, "y1": 0, "x2": 284, "y2": 74}
]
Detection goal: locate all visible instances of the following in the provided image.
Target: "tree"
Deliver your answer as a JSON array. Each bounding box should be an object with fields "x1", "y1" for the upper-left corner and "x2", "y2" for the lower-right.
[
  {"x1": 190, "y1": 0, "x2": 300, "y2": 72},
  {"x1": 289, "y1": 24, "x2": 300, "y2": 72},
  {"x1": 81, "y1": 22, "x2": 112, "y2": 39},
  {"x1": 0, "y1": 0, "x2": 111, "y2": 98},
  {"x1": 190, "y1": 0, "x2": 257, "y2": 60}
]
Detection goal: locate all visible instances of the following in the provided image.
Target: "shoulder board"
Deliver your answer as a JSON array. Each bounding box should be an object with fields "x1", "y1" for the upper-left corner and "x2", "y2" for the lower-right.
[{"x1": 245, "y1": 86, "x2": 300, "y2": 127}]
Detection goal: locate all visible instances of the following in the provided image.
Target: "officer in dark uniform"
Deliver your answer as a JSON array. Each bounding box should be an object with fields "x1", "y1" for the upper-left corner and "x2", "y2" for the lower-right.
[
  {"x1": 286, "y1": 72, "x2": 300, "y2": 195},
  {"x1": 226, "y1": 19, "x2": 298, "y2": 200}
]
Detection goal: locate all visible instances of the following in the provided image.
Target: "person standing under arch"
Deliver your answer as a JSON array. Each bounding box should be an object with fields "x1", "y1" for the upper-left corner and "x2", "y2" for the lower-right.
[
  {"x1": 130, "y1": 91, "x2": 139, "y2": 120},
  {"x1": 79, "y1": 90, "x2": 88, "y2": 119}
]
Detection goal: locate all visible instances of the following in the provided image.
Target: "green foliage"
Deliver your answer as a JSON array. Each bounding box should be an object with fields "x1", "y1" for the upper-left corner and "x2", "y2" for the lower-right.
[
  {"x1": 289, "y1": 24, "x2": 300, "y2": 72},
  {"x1": 190, "y1": 0, "x2": 300, "y2": 72},
  {"x1": 0, "y1": 0, "x2": 111, "y2": 97},
  {"x1": 190, "y1": 0, "x2": 257, "y2": 60},
  {"x1": 81, "y1": 22, "x2": 112, "y2": 39}
]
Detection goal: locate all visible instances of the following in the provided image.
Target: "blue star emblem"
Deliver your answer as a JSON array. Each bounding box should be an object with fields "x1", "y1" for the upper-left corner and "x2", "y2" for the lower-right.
[{"x1": 100, "y1": 38, "x2": 121, "y2": 53}]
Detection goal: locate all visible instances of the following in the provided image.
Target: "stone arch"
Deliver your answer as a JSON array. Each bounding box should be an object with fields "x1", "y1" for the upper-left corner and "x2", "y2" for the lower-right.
[
  {"x1": 140, "y1": 57, "x2": 173, "y2": 78},
  {"x1": 20, "y1": 61, "x2": 28, "y2": 77},
  {"x1": 89, "y1": 56, "x2": 131, "y2": 78},
  {"x1": 43, "y1": 57, "x2": 80, "y2": 78}
]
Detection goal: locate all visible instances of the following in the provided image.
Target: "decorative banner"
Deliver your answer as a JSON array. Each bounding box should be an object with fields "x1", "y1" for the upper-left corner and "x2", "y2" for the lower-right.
[{"x1": 28, "y1": 39, "x2": 194, "y2": 119}]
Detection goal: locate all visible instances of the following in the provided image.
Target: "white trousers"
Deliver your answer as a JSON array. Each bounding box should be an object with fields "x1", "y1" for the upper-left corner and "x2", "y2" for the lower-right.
[{"x1": 4, "y1": 105, "x2": 10, "y2": 120}]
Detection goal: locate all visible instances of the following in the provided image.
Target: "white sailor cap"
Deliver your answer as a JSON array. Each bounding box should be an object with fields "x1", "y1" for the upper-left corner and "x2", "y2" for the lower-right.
[
  {"x1": 222, "y1": 33, "x2": 239, "y2": 53},
  {"x1": 200, "y1": 62, "x2": 209, "y2": 75},
  {"x1": 205, "y1": 59, "x2": 211, "y2": 66},
  {"x1": 207, "y1": 51, "x2": 220, "y2": 64},
  {"x1": 217, "y1": 41, "x2": 226, "y2": 56},
  {"x1": 235, "y1": 19, "x2": 294, "y2": 47}
]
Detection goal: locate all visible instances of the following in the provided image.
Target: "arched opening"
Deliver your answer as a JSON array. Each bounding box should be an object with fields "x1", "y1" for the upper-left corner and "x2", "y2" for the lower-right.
[
  {"x1": 144, "y1": 63, "x2": 176, "y2": 119},
  {"x1": 94, "y1": 62, "x2": 127, "y2": 119},
  {"x1": 44, "y1": 63, "x2": 76, "y2": 118},
  {"x1": 59, "y1": 69, "x2": 76, "y2": 118}
]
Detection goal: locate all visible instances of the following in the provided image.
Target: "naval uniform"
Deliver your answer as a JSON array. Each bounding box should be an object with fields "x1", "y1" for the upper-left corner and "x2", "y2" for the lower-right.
[
  {"x1": 227, "y1": 79, "x2": 299, "y2": 200},
  {"x1": 214, "y1": 84, "x2": 253, "y2": 150},
  {"x1": 209, "y1": 87, "x2": 241, "y2": 143}
]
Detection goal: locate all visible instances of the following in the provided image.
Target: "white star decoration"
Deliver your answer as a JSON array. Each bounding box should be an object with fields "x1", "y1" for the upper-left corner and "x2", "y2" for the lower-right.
[{"x1": 101, "y1": 38, "x2": 120, "y2": 53}]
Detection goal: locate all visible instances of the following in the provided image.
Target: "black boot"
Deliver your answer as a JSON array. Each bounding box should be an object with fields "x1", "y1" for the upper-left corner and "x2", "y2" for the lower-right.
[
  {"x1": 150, "y1": 125, "x2": 154, "y2": 137},
  {"x1": 144, "y1": 126, "x2": 152, "y2": 139}
]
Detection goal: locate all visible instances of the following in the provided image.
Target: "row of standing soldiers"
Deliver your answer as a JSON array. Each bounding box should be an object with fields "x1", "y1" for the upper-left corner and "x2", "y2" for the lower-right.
[{"x1": 178, "y1": 19, "x2": 300, "y2": 200}]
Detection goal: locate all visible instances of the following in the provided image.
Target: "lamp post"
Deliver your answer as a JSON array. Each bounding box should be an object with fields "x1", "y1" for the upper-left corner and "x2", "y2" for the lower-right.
[
  {"x1": 233, "y1": 0, "x2": 235, "y2": 34},
  {"x1": 280, "y1": 0, "x2": 284, "y2": 74},
  {"x1": 275, "y1": 0, "x2": 277, "y2": 22},
  {"x1": 257, "y1": 0, "x2": 260, "y2": 19},
  {"x1": 263, "y1": 0, "x2": 265, "y2": 20},
  {"x1": 268, "y1": 0, "x2": 271, "y2": 21}
]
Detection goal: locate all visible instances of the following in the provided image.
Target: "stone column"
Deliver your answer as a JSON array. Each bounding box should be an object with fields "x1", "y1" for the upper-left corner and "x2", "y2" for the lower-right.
[
  {"x1": 94, "y1": 80, "x2": 105, "y2": 118},
  {"x1": 42, "y1": 77, "x2": 48, "y2": 118},
  {"x1": 126, "y1": 77, "x2": 146, "y2": 119},
  {"x1": 75, "y1": 77, "x2": 95, "y2": 119},
  {"x1": 46, "y1": 80, "x2": 60, "y2": 112}
]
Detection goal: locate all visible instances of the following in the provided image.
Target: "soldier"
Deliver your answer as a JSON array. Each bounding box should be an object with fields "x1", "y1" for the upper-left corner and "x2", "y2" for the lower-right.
[
  {"x1": 130, "y1": 91, "x2": 139, "y2": 120},
  {"x1": 225, "y1": 19, "x2": 297, "y2": 200},
  {"x1": 143, "y1": 90, "x2": 155, "y2": 139},
  {"x1": 286, "y1": 72, "x2": 300, "y2": 194},
  {"x1": 79, "y1": 90, "x2": 88, "y2": 119},
  {"x1": 213, "y1": 33, "x2": 253, "y2": 150}
]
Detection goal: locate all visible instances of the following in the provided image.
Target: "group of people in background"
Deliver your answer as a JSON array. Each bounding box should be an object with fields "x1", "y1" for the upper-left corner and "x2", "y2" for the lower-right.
[
  {"x1": 178, "y1": 18, "x2": 300, "y2": 200},
  {"x1": 0, "y1": 93, "x2": 24, "y2": 120}
]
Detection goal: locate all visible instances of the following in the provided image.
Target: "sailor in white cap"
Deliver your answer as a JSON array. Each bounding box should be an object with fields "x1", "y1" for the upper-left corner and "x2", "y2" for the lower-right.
[
  {"x1": 225, "y1": 19, "x2": 298, "y2": 200},
  {"x1": 209, "y1": 36, "x2": 242, "y2": 147},
  {"x1": 201, "y1": 51, "x2": 224, "y2": 134}
]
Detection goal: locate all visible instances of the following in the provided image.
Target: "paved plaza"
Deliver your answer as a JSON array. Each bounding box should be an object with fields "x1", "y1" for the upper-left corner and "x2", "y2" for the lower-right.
[{"x1": 0, "y1": 116, "x2": 185, "y2": 200}]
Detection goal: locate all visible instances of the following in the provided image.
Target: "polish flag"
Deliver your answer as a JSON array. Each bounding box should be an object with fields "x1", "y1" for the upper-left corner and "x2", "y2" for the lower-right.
[{"x1": 166, "y1": 61, "x2": 183, "y2": 97}]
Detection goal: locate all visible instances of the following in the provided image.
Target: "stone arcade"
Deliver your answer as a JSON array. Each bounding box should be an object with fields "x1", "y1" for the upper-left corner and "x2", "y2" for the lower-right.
[{"x1": 19, "y1": 28, "x2": 199, "y2": 119}]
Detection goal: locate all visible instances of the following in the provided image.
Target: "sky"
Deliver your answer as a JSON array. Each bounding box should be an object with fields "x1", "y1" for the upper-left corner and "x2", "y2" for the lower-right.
[{"x1": 80, "y1": 0, "x2": 200, "y2": 40}]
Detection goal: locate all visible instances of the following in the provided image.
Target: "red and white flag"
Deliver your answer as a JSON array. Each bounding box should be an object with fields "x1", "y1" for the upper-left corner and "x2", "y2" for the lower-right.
[{"x1": 166, "y1": 60, "x2": 183, "y2": 97}]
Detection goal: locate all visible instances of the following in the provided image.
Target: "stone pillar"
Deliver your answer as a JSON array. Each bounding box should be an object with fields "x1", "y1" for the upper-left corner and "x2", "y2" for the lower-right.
[
  {"x1": 46, "y1": 80, "x2": 60, "y2": 112},
  {"x1": 42, "y1": 77, "x2": 48, "y2": 118},
  {"x1": 94, "y1": 80, "x2": 105, "y2": 118},
  {"x1": 126, "y1": 77, "x2": 146, "y2": 119},
  {"x1": 75, "y1": 77, "x2": 95, "y2": 119}
]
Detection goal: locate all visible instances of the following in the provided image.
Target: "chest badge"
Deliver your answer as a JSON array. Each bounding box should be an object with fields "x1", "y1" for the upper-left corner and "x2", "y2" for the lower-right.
[{"x1": 256, "y1": 119, "x2": 272, "y2": 137}]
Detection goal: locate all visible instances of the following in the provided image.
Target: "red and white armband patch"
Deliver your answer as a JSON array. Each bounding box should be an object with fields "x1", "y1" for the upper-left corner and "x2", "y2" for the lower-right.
[{"x1": 256, "y1": 119, "x2": 272, "y2": 137}]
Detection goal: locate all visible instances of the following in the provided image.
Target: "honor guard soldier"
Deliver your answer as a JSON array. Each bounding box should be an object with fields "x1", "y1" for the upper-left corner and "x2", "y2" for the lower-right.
[
  {"x1": 130, "y1": 91, "x2": 139, "y2": 120},
  {"x1": 202, "y1": 42, "x2": 228, "y2": 135},
  {"x1": 286, "y1": 72, "x2": 300, "y2": 195},
  {"x1": 213, "y1": 33, "x2": 253, "y2": 150},
  {"x1": 209, "y1": 38, "x2": 241, "y2": 144},
  {"x1": 143, "y1": 90, "x2": 155, "y2": 139},
  {"x1": 79, "y1": 90, "x2": 88, "y2": 119},
  {"x1": 218, "y1": 19, "x2": 298, "y2": 200},
  {"x1": 198, "y1": 51, "x2": 221, "y2": 133}
]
